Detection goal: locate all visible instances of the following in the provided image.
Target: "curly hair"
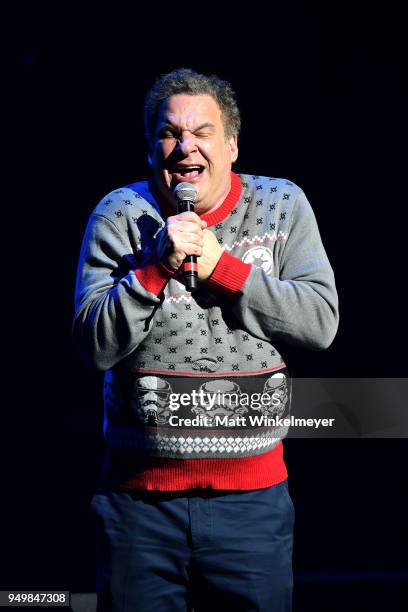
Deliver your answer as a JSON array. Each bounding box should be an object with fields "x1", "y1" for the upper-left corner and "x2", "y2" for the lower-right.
[{"x1": 144, "y1": 68, "x2": 241, "y2": 145}]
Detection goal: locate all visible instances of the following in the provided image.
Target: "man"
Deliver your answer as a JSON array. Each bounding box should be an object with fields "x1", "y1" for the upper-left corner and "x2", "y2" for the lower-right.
[{"x1": 73, "y1": 68, "x2": 338, "y2": 611}]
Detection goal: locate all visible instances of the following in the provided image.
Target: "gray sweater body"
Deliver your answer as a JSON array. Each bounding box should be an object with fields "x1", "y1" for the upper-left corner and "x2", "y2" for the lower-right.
[{"x1": 73, "y1": 174, "x2": 339, "y2": 459}]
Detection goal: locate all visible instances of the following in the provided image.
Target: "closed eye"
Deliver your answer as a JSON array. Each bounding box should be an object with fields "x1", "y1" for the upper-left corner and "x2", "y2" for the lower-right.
[
  {"x1": 159, "y1": 129, "x2": 177, "y2": 139},
  {"x1": 157, "y1": 122, "x2": 216, "y2": 140}
]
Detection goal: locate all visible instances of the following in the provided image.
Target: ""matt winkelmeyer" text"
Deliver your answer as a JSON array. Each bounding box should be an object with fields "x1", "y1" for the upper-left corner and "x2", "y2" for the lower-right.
[{"x1": 168, "y1": 415, "x2": 335, "y2": 428}]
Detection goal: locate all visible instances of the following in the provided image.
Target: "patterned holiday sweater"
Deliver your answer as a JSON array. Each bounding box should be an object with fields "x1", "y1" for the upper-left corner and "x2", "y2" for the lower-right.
[{"x1": 73, "y1": 172, "x2": 339, "y2": 491}]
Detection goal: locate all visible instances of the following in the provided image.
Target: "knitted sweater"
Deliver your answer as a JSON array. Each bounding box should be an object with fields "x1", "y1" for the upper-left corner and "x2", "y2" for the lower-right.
[{"x1": 73, "y1": 172, "x2": 339, "y2": 491}]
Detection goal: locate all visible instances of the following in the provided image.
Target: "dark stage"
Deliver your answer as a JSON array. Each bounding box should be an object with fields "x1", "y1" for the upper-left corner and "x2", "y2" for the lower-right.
[{"x1": 6, "y1": 4, "x2": 407, "y2": 611}]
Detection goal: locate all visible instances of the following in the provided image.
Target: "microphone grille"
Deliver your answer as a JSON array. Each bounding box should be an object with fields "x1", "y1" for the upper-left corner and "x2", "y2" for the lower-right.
[{"x1": 173, "y1": 182, "x2": 197, "y2": 203}]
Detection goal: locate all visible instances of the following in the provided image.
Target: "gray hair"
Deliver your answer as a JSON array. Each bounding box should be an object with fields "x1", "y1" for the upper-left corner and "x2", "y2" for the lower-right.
[{"x1": 144, "y1": 68, "x2": 241, "y2": 145}]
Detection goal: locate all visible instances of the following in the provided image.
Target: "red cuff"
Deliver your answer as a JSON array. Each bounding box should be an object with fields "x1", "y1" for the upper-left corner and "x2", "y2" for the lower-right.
[
  {"x1": 207, "y1": 251, "x2": 251, "y2": 295},
  {"x1": 134, "y1": 261, "x2": 175, "y2": 296}
]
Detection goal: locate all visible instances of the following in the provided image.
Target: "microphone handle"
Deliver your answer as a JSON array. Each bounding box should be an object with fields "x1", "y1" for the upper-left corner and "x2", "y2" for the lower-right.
[{"x1": 177, "y1": 200, "x2": 198, "y2": 292}]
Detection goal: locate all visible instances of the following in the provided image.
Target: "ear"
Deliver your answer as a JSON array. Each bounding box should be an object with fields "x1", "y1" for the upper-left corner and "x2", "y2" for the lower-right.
[{"x1": 229, "y1": 134, "x2": 239, "y2": 163}]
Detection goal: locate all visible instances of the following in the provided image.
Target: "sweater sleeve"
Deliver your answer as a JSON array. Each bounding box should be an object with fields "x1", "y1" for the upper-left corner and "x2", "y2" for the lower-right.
[
  {"x1": 211, "y1": 190, "x2": 339, "y2": 350},
  {"x1": 72, "y1": 213, "x2": 172, "y2": 371}
]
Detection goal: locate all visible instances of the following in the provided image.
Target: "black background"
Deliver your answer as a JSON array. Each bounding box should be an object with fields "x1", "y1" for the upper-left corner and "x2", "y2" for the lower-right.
[{"x1": 5, "y1": 4, "x2": 408, "y2": 610}]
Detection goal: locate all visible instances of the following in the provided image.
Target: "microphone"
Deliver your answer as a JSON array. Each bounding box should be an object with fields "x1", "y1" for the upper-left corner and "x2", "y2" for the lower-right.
[{"x1": 173, "y1": 182, "x2": 198, "y2": 292}]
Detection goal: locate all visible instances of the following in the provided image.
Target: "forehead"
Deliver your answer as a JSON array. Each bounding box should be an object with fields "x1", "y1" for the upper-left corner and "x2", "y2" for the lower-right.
[{"x1": 157, "y1": 94, "x2": 223, "y2": 128}]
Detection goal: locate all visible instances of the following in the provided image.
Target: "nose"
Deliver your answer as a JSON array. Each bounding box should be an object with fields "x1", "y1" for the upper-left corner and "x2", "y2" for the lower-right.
[{"x1": 177, "y1": 131, "x2": 197, "y2": 155}]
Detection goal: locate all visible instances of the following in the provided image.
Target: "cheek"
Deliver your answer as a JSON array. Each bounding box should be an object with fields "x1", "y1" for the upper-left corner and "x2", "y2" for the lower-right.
[
  {"x1": 213, "y1": 143, "x2": 232, "y2": 167},
  {"x1": 161, "y1": 142, "x2": 173, "y2": 158}
]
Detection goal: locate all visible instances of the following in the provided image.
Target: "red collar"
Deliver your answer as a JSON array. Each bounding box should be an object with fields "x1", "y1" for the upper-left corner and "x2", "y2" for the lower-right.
[{"x1": 151, "y1": 172, "x2": 242, "y2": 227}]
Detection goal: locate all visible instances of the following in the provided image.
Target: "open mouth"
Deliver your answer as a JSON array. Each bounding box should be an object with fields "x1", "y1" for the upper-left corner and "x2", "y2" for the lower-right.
[{"x1": 170, "y1": 165, "x2": 205, "y2": 181}]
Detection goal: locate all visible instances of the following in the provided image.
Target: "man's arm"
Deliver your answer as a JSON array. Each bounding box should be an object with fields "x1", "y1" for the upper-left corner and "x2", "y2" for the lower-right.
[
  {"x1": 205, "y1": 190, "x2": 339, "y2": 350},
  {"x1": 72, "y1": 213, "x2": 170, "y2": 371},
  {"x1": 73, "y1": 205, "x2": 206, "y2": 371}
]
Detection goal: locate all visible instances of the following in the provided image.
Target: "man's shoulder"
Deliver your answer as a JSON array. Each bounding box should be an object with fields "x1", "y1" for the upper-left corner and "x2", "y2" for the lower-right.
[
  {"x1": 237, "y1": 173, "x2": 304, "y2": 198},
  {"x1": 92, "y1": 179, "x2": 161, "y2": 219}
]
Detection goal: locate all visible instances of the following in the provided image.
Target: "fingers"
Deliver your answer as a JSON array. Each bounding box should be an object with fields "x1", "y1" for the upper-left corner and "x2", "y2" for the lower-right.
[
  {"x1": 159, "y1": 213, "x2": 204, "y2": 268},
  {"x1": 157, "y1": 212, "x2": 208, "y2": 271},
  {"x1": 171, "y1": 211, "x2": 201, "y2": 223},
  {"x1": 168, "y1": 211, "x2": 207, "y2": 229},
  {"x1": 170, "y1": 236, "x2": 203, "y2": 257},
  {"x1": 167, "y1": 214, "x2": 204, "y2": 247},
  {"x1": 167, "y1": 222, "x2": 203, "y2": 240}
]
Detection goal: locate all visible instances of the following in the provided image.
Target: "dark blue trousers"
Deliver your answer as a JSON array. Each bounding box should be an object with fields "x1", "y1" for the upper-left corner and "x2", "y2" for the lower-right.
[{"x1": 90, "y1": 480, "x2": 294, "y2": 611}]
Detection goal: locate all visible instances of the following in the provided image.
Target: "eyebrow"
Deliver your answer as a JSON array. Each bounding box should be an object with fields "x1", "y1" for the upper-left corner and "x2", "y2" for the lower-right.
[{"x1": 158, "y1": 121, "x2": 216, "y2": 133}]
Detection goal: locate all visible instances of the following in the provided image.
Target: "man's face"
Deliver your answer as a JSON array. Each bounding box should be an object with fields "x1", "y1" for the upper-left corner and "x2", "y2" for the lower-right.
[{"x1": 149, "y1": 94, "x2": 238, "y2": 214}]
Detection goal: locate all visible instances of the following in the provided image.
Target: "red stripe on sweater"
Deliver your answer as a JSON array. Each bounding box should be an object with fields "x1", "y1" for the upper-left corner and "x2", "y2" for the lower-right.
[
  {"x1": 99, "y1": 441, "x2": 287, "y2": 491},
  {"x1": 133, "y1": 364, "x2": 286, "y2": 377},
  {"x1": 134, "y1": 262, "x2": 174, "y2": 295}
]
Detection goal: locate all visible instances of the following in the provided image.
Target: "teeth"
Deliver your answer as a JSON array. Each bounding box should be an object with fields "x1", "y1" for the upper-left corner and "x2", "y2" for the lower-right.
[{"x1": 175, "y1": 166, "x2": 202, "y2": 171}]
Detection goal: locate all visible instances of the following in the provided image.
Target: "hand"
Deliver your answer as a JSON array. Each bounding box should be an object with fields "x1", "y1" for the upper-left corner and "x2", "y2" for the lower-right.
[
  {"x1": 197, "y1": 229, "x2": 223, "y2": 281},
  {"x1": 156, "y1": 211, "x2": 207, "y2": 272}
]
